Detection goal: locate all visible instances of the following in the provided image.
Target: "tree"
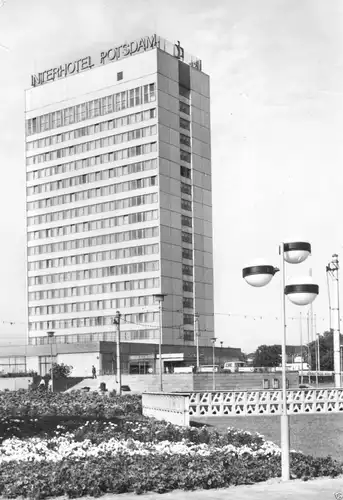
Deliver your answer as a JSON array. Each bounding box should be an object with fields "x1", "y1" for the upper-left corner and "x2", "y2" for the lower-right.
[
  {"x1": 49, "y1": 363, "x2": 73, "y2": 379},
  {"x1": 253, "y1": 344, "x2": 282, "y2": 367},
  {"x1": 303, "y1": 330, "x2": 335, "y2": 371}
]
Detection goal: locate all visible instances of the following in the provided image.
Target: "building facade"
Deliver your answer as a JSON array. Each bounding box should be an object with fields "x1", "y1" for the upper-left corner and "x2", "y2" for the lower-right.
[{"x1": 25, "y1": 35, "x2": 214, "y2": 351}]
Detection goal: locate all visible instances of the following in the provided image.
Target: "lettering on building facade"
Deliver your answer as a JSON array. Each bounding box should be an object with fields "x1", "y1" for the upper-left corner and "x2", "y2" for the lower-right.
[
  {"x1": 31, "y1": 34, "x2": 159, "y2": 88},
  {"x1": 100, "y1": 34, "x2": 158, "y2": 65}
]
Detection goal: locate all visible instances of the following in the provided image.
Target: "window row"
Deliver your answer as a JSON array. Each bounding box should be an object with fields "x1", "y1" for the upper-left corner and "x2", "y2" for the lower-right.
[
  {"x1": 27, "y1": 108, "x2": 156, "y2": 152},
  {"x1": 181, "y1": 215, "x2": 192, "y2": 228},
  {"x1": 27, "y1": 192, "x2": 158, "y2": 226},
  {"x1": 29, "y1": 294, "x2": 157, "y2": 316},
  {"x1": 28, "y1": 260, "x2": 159, "y2": 286},
  {"x1": 26, "y1": 83, "x2": 156, "y2": 136},
  {"x1": 28, "y1": 164, "x2": 158, "y2": 197},
  {"x1": 28, "y1": 208, "x2": 158, "y2": 242},
  {"x1": 29, "y1": 328, "x2": 158, "y2": 344},
  {"x1": 183, "y1": 297, "x2": 194, "y2": 309},
  {"x1": 27, "y1": 159, "x2": 157, "y2": 210},
  {"x1": 29, "y1": 277, "x2": 160, "y2": 301},
  {"x1": 183, "y1": 280, "x2": 193, "y2": 292},
  {"x1": 29, "y1": 311, "x2": 159, "y2": 331},
  {"x1": 27, "y1": 125, "x2": 157, "y2": 166},
  {"x1": 29, "y1": 243, "x2": 159, "y2": 271},
  {"x1": 182, "y1": 264, "x2": 193, "y2": 276},
  {"x1": 28, "y1": 226, "x2": 159, "y2": 256},
  {"x1": 181, "y1": 199, "x2": 192, "y2": 211},
  {"x1": 181, "y1": 182, "x2": 192, "y2": 195},
  {"x1": 182, "y1": 231, "x2": 193, "y2": 244},
  {"x1": 28, "y1": 143, "x2": 157, "y2": 201}
]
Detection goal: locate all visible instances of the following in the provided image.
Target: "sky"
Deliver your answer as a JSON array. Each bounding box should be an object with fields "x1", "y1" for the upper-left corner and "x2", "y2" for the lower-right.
[{"x1": 0, "y1": 0, "x2": 342, "y2": 352}]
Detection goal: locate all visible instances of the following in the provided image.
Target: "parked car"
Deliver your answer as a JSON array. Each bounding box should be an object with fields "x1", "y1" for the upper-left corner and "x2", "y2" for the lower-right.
[
  {"x1": 223, "y1": 361, "x2": 245, "y2": 373},
  {"x1": 198, "y1": 365, "x2": 220, "y2": 373}
]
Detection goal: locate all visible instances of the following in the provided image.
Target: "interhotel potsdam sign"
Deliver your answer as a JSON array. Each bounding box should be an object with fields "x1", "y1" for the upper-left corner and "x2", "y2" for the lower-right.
[{"x1": 31, "y1": 34, "x2": 202, "y2": 88}]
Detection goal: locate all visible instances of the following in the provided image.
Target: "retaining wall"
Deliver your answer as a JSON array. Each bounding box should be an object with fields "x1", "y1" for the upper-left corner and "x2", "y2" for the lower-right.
[{"x1": 0, "y1": 377, "x2": 33, "y2": 391}]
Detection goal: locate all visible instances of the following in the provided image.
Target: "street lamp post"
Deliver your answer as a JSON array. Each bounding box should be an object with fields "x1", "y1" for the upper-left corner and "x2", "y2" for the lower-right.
[
  {"x1": 211, "y1": 337, "x2": 217, "y2": 390},
  {"x1": 47, "y1": 331, "x2": 55, "y2": 392},
  {"x1": 154, "y1": 294, "x2": 167, "y2": 392},
  {"x1": 243, "y1": 241, "x2": 319, "y2": 482},
  {"x1": 326, "y1": 254, "x2": 341, "y2": 388},
  {"x1": 195, "y1": 313, "x2": 200, "y2": 371}
]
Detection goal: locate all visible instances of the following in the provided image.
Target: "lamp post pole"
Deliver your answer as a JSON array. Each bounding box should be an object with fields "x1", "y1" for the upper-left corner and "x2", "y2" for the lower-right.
[
  {"x1": 114, "y1": 311, "x2": 122, "y2": 396},
  {"x1": 195, "y1": 313, "x2": 200, "y2": 371},
  {"x1": 300, "y1": 312, "x2": 303, "y2": 385},
  {"x1": 154, "y1": 294, "x2": 166, "y2": 392},
  {"x1": 279, "y1": 243, "x2": 290, "y2": 482},
  {"x1": 47, "y1": 331, "x2": 55, "y2": 392},
  {"x1": 211, "y1": 337, "x2": 217, "y2": 391}
]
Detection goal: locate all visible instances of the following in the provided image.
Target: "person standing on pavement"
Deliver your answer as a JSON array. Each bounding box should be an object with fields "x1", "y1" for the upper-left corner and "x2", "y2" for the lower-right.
[{"x1": 92, "y1": 365, "x2": 97, "y2": 379}]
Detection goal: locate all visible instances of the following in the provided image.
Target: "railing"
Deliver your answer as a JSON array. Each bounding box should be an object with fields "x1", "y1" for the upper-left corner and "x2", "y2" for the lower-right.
[
  {"x1": 188, "y1": 389, "x2": 343, "y2": 417},
  {"x1": 142, "y1": 393, "x2": 190, "y2": 426},
  {"x1": 142, "y1": 389, "x2": 343, "y2": 426}
]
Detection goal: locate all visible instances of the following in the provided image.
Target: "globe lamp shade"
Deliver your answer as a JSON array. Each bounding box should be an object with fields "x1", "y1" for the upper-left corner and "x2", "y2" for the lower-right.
[
  {"x1": 283, "y1": 241, "x2": 311, "y2": 264},
  {"x1": 242, "y1": 260, "x2": 278, "y2": 288},
  {"x1": 285, "y1": 276, "x2": 319, "y2": 306}
]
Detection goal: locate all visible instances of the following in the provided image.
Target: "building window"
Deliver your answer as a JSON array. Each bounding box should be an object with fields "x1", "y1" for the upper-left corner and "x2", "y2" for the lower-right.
[
  {"x1": 179, "y1": 101, "x2": 190, "y2": 115},
  {"x1": 129, "y1": 361, "x2": 153, "y2": 374},
  {"x1": 183, "y1": 297, "x2": 194, "y2": 309},
  {"x1": 39, "y1": 355, "x2": 57, "y2": 376},
  {"x1": 180, "y1": 150, "x2": 191, "y2": 163},
  {"x1": 183, "y1": 331, "x2": 194, "y2": 341},
  {"x1": 181, "y1": 199, "x2": 192, "y2": 211},
  {"x1": 182, "y1": 231, "x2": 192, "y2": 244},
  {"x1": 181, "y1": 215, "x2": 192, "y2": 228},
  {"x1": 272, "y1": 379, "x2": 280, "y2": 389},
  {"x1": 181, "y1": 182, "x2": 192, "y2": 195},
  {"x1": 0, "y1": 357, "x2": 27, "y2": 374},
  {"x1": 180, "y1": 166, "x2": 191, "y2": 179},
  {"x1": 182, "y1": 248, "x2": 193, "y2": 260},
  {"x1": 183, "y1": 281, "x2": 193, "y2": 292},
  {"x1": 262, "y1": 379, "x2": 270, "y2": 389},
  {"x1": 179, "y1": 85, "x2": 190, "y2": 99},
  {"x1": 180, "y1": 117, "x2": 190, "y2": 131},
  {"x1": 183, "y1": 313, "x2": 194, "y2": 325},
  {"x1": 180, "y1": 133, "x2": 191, "y2": 147},
  {"x1": 182, "y1": 264, "x2": 193, "y2": 276},
  {"x1": 117, "y1": 71, "x2": 123, "y2": 81}
]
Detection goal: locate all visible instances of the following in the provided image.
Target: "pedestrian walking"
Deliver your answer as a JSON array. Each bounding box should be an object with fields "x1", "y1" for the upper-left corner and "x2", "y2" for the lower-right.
[{"x1": 92, "y1": 365, "x2": 97, "y2": 379}]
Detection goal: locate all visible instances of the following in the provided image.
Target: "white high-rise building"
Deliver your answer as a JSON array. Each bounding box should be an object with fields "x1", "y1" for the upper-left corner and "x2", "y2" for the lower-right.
[{"x1": 25, "y1": 34, "x2": 214, "y2": 349}]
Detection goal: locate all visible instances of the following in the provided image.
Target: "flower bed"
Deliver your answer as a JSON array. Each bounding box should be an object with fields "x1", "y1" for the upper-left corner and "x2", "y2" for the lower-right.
[
  {"x1": 0, "y1": 390, "x2": 142, "y2": 418},
  {"x1": 0, "y1": 418, "x2": 341, "y2": 498},
  {"x1": 0, "y1": 392, "x2": 341, "y2": 497}
]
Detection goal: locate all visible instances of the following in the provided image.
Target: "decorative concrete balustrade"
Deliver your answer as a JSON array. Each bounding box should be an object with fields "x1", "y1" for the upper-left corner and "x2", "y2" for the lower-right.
[{"x1": 142, "y1": 389, "x2": 343, "y2": 426}]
